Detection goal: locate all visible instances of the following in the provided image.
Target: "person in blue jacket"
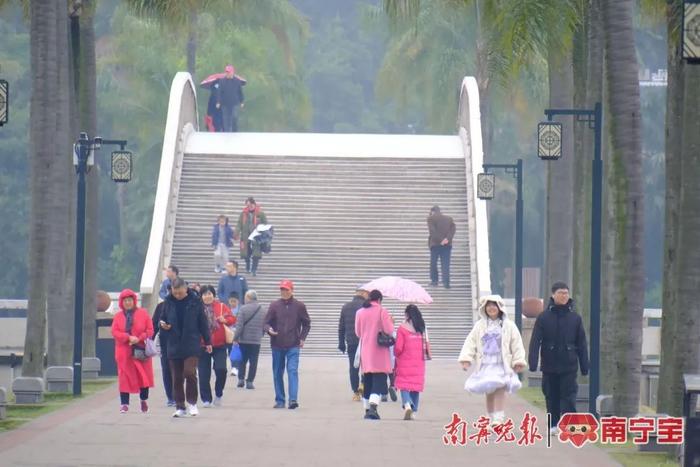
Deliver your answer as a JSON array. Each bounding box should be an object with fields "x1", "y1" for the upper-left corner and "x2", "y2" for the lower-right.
[{"x1": 212, "y1": 215, "x2": 235, "y2": 273}]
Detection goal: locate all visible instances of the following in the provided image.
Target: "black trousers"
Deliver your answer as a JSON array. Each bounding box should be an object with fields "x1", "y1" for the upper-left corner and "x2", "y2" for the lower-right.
[
  {"x1": 238, "y1": 343, "x2": 261, "y2": 382},
  {"x1": 120, "y1": 388, "x2": 149, "y2": 405},
  {"x1": 542, "y1": 371, "x2": 578, "y2": 427},
  {"x1": 347, "y1": 343, "x2": 360, "y2": 393},
  {"x1": 362, "y1": 372, "x2": 388, "y2": 399},
  {"x1": 198, "y1": 346, "x2": 228, "y2": 402},
  {"x1": 244, "y1": 243, "x2": 261, "y2": 273},
  {"x1": 160, "y1": 353, "x2": 173, "y2": 401},
  {"x1": 429, "y1": 245, "x2": 452, "y2": 287}
]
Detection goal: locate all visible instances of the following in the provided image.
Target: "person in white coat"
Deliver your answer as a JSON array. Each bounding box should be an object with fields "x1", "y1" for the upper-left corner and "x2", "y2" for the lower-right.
[{"x1": 458, "y1": 294, "x2": 526, "y2": 426}]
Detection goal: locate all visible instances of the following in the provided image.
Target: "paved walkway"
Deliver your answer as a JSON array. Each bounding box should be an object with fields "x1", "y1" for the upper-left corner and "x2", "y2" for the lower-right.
[{"x1": 0, "y1": 357, "x2": 618, "y2": 467}]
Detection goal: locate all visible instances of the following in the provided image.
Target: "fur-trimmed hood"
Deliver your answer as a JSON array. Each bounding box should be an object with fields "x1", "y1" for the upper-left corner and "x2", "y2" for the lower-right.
[{"x1": 477, "y1": 294, "x2": 509, "y2": 320}]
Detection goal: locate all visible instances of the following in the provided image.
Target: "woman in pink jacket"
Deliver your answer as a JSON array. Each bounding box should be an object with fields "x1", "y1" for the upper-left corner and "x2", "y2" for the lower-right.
[
  {"x1": 354, "y1": 289, "x2": 394, "y2": 420},
  {"x1": 394, "y1": 304, "x2": 427, "y2": 420}
]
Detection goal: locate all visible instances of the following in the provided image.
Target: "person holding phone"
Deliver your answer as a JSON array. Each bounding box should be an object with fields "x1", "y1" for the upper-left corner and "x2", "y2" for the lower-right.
[{"x1": 159, "y1": 278, "x2": 212, "y2": 418}]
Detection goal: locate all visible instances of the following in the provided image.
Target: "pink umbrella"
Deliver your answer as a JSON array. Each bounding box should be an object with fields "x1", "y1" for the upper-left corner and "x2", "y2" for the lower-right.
[
  {"x1": 200, "y1": 72, "x2": 247, "y2": 88},
  {"x1": 361, "y1": 276, "x2": 433, "y2": 304}
]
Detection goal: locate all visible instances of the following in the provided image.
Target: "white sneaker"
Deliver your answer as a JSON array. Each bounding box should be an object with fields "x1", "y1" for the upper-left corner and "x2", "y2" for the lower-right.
[
  {"x1": 172, "y1": 408, "x2": 187, "y2": 418},
  {"x1": 403, "y1": 403, "x2": 413, "y2": 421},
  {"x1": 231, "y1": 367, "x2": 239, "y2": 377},
  {"x1": 188, "y1": 404, "x2": 199, "y2": 416},
  {"x1": 213, "y1": 396, "x2": 222, "y2": 407},
  {"x1": 202, "y1": 401, "x2": 212, "y2": 408}
]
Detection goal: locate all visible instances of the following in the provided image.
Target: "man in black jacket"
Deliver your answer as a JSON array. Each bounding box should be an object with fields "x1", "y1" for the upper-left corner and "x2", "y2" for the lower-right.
[
  {"x1": 528, "y1": 282, "x2": 589, "y2": 433},
  {"x1": 215, "y1": 64, "x2": 245, "y2": 132},
  {"x1": 159, "y1": 278, "x2": 212, "y2": 418},
  {"x1": 338, "y1": 286, "x2": 369, "y2": 401},
  {"x1": 152, "y1": 287, "x2": 174, "y2": 407}
]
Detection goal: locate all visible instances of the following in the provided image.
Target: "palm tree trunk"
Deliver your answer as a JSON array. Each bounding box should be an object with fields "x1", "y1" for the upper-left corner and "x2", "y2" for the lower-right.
[
  {"x1": 657, "y1": 0, "x2": 685, "y2": 416},
  {"x1": 601, "y1": 0, "x2": 644, "y2": 417},
  {"x1": 669, "y1": 63, "x2": 700, "y2": 417},
  {"x1": 572, "y1": 7, "x2": 590, "y2": 329},
  {"x1": 46, "y1": 0, "x2": 74, "y2": 367},
  {"x1": 186, "y1": 9, "x2": 197, "y2": 78},
  {"x1": 544, "y1": 46, "x2": 574, "y2": 293},
  {"x1": 78, "y1": 0, "x2": 98, "y2": 359},
  {"x1": 23, "y1": 0, "x2": 58, "y2": 377}
]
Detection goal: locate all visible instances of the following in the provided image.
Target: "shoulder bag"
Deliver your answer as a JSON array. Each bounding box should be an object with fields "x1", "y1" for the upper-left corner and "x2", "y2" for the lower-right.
[{"x1": 376, "y1": 308, "x2": 395, "y2": 347}]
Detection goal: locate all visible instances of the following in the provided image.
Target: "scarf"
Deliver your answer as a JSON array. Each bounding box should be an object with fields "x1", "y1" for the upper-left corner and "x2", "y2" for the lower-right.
[
  {"x1": 125, "y1": 309, "x2": 134, "y2": 334},
  {"x1": 204, "y1": 303, "x2": 219, "y2": 334}
]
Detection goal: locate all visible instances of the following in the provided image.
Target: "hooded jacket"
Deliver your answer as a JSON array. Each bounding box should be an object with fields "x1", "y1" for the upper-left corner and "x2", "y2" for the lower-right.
[
  {"x1": 528, "y1": 297, "x2": 589, "y2": 375},
  {"x1": 458, "y1": 294, "x2": 527, "y2": 375},
  {"x1": 111, "y1": 289, "x2": 154, "y2": 392},
  {"x1": 160, "y1": 289, "x2": 211, "y2": 359}
]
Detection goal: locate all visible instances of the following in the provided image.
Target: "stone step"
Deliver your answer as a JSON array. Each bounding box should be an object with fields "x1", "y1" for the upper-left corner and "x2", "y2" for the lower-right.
[{"x1": 170, "y1": 151, "x2": 474, "y2": 357}]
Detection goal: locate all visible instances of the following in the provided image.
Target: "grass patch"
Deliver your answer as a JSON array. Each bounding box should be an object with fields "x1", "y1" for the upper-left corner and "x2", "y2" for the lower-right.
[
  {"x1": 610, "y1": 452, "x2": 678, "y2": 467},
  {"x1": 518, "y1": 386, "x2": 546, "y2": 410},
  {"x1": 0, "y1": 379, "x2": 115, "y2": 433}
]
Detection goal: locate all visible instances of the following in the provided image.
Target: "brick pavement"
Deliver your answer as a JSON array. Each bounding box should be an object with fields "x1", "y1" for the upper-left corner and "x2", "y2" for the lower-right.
[{"x1": 0, "y1": 357, "x2": 619, "y2": 467}]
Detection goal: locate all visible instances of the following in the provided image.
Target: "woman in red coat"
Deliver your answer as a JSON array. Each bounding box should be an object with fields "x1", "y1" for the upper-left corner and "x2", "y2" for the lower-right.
[
  {"x1": 198, "y1": 285, "x2": 236, "y2": 407},
  {"x1": 111, "y1": 289, "x2": 155, "y2": 413}
]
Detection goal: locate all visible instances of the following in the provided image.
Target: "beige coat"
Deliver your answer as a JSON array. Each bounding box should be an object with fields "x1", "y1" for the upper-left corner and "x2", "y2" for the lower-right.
[{"x1": 458, "y1": 294, "x2": 527, "y2": 375}]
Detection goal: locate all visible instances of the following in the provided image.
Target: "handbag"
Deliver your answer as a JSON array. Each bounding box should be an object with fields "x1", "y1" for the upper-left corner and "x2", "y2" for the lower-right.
[
  {"x1": 229, "y1": 343, "x2": 243, "y2": 364},
  {"x1": 145, "y1": 337, "x2": 159, "y2": 357},
  {"x1": 132, "y1": 347, "x2": 147, "y2": 361},
  {"x1": 353, "y1": 339, "x2": 362, "y2": 369},
  {"x1": 224, "y1": 324, "x2": 235, "y2": 344},
  {"x1": 422, "y1": 330, "x2": 432, "y2": 361},
  {"x1": 376, "y1": 308, "x2": 395, "y2": 347}
]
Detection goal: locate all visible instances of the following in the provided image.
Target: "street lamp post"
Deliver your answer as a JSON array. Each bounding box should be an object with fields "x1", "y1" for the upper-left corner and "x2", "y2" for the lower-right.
[
  {"x1": 539, "y1": 102, "x2": 603, "y2": 416},
  {"x1": 72, "y1": 133, "x2": 131, "y2": 396},
  {"x1": 478, "y1": 159, "x2": 524, "y2": 332}
]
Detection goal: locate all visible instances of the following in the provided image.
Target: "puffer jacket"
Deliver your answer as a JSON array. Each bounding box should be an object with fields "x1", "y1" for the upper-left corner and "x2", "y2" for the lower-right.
[
  {"x1": 458, "y1": 294, "x2": 527, "y2": 375},
  {"x1": 528, "y1": 297, "x2": 589, "y2": 375}
]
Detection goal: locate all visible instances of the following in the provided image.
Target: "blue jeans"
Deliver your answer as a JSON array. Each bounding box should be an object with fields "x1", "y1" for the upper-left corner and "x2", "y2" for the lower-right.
[
  {"x1": 430, "y1": 245, "x2": 452, "y2": 287},
  {"x1": 272, "y1": 347, "x2": 300, "y2": 404},
  {"x1": 400, "y1": 390, "x2": 420, "y2": 412}
]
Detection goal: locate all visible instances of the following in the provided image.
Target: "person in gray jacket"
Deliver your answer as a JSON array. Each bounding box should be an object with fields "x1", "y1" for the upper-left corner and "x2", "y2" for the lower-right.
[{"x1": 233, "y1": 290, "x2": 265, "y2": 389}]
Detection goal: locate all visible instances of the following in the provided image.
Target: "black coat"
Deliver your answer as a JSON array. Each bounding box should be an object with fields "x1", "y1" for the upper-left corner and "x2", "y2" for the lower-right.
[
  {"x1": 152, "y1": 301, "x2": 169, "y2": 357},
  {"x1": 338, "y1": 295, "x2": 364, "y2": 349},
  {"x1": 528, "y1": 298, "x2": 589, "y2": 375},
  {"x1": 215, "y1": 76, "x2": 245, "y2": 107},
  {"x1": 160, "y1": 290, "x2": 211, "y2": 359}
]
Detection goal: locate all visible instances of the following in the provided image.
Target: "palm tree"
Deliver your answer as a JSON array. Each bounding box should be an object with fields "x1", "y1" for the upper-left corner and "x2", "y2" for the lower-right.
[
  {"x1": 45, "y1": 0, "x2": 74, "y2": 367},
  {"x1": 23, "y1": 0, "x2": 59, "y2": 377},
  {"x1": 657, "y1": 0, "x2": 684, "y2": 416},
  {"x1": 73, "y1": 0, "x2": 99, "y2": 360},
  {"x1": 669, "y1": 63, "x2": 700, "y2": 416},
  {"x1": 601, "y1": 0, "x2": 645, "y2": 417}
]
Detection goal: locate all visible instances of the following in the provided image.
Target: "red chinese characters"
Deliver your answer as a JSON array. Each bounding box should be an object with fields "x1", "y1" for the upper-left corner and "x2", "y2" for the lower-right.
[
  {"x1": 657, "y1": 417, "x2": 684, "y2": 444},
  {"x1": 443, "y1": 412, "x2": 468, "y2": 446},
  {"x1": 469, "y1": 416, "x2": 492, "y2": 446},
  {"x1": 517, "y1": 412, "x2": 543, "y2": 446},
  {"x1": 600, "y1": 416, "x2": 627, "y2": 444},
  {"x1": 628, "y1": 417, "x2": 656, "y2": 445}
]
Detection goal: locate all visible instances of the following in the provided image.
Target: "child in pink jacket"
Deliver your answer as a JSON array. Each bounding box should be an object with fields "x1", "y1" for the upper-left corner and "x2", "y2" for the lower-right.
[{"x1": 394, "y1": 305, "x2": 428, "y2": 420}]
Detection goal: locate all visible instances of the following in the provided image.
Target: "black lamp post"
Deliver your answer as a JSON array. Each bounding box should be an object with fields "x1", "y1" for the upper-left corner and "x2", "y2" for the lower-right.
[
  {"x1": 683, "y1": 0, "x2": 700, "y2": 63},
  {"x1": 538, "y1": 103, "x2": 603, "y2": 416},
  {"x1": 478, "y1": 160, "x2": 524, "y2": 332},
  {"x1": 72, "y1": 133, "x2": 131, "y2": 396},
  {"x1": 0, "y1": 79, "x2": 8, "y2": 127}
]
